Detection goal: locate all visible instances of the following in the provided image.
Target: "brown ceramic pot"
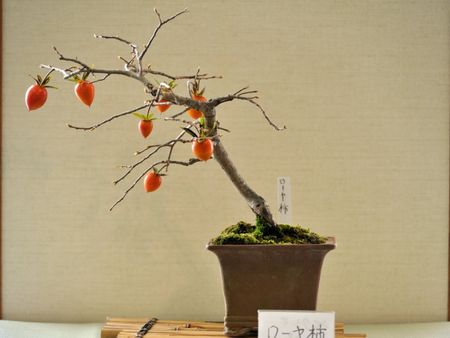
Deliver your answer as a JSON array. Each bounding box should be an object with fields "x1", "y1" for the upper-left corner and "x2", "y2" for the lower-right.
[{"x1": 207, "y1": 237, "x2": 336, "y2": 336}]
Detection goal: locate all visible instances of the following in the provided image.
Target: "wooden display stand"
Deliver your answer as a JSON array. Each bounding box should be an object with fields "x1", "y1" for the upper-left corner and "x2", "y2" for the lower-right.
[{"x1": 102, "y1": 318, "x2": 366, "y2": 338}]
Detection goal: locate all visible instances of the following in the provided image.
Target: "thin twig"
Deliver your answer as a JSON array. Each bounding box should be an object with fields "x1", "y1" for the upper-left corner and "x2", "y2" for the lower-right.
[
  {"x1": 67, "y1": 104, "x2": 151, "y2": 131},
  {"x1": 91, "y1": 74, "x2": 111, "y2": 84},
  {"x1": 144, "y1": 68, "x2": 222, "y2": 81},
  {"x1": 53, "y1": 47, "x2": 90, "y2": 70},
  {"x1": 51, "y1": 47, "x2": 155, "y2": 90},
  {"x1": 154, "y1": 9, "x2": 163, "y2": 23},
  {"x1": 94, "y1": 34, "x2": 133, "y2": 46},
  {"x1": 159, "y1": 116, "x2": 193, "y2": 125},
  {"x1": 95, "y1": 34, "x2": 141, "y2": 72},
  {"x1": 134, "y1": 138, "x2": 190, "y2": 156},
  {"x1": 139, "y1": 8, "x2": 189, "y2": 65},
  {"x1": 165, "y1": 130, "x2": 188, "y2": 172},
  {"x1": 118, "y1": 55, "x2": 137, "y2": 72},
  {"x1": 143, "y1": 82, "x2": 169, "y2": 119},
  {"x1": 40, "y1": 64, "x2": 71, "y2": 78},
  {"x1": 118, "y1": 56, "x2": 131, "y2": 64},
  {"x1": 211, "y1": 89, "x2": 286, "y2": 131},
  {"x1": 238, "y1": 90, "x2": 258, "y2": 96},
  {"x1": 160, "y1": 116, "x2": 231, "y2": 133},
  {"x1": 233, "y1": 86, "x2": 252, "y2": 96},
  {"x1": 115, "y1": 129, "x2": 192, "y2": 184},
  {"x1": 168, "y1": 107, "x2": 189, "y2": 119},
  {"x1": 244, "y1": 98, "x2": 286, "y2": 131},
  {"x1": 109, "y1": 158, "x2": 200, "y2": 211},
  {"x1": 218, "y1": 126, "x2": 231, "y2": 133},
  {"x1": 63, "y1": 67, "x2": 88, "y2": 80}
]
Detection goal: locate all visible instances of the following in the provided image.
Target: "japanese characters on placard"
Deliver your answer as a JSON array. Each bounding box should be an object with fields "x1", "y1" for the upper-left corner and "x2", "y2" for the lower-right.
[
  {"x1": 259, "y1": 310, "x2": 335, "y2": 338},
  {"x1": 277, "y1": 177, "x2": 292, "y2": 224}
]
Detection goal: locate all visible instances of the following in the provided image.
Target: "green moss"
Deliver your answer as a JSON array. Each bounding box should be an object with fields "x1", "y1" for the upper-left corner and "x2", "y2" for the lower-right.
[
  {"x1": 212, "y1": 233, "x2": 261, "y2": 245},
  {"x1": 210, "y1": 218, "x2": 327, "y2": 245},
  {"x1": 254, "y1": 215, "x2": 283, "y2": 238},
  {"x1": 221, "y1": 221, "x2": 255, "y2": 235}
]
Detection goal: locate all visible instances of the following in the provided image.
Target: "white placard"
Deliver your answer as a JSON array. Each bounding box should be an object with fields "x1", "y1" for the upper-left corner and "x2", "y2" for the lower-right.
[
  {"x1": 258, "y1": 310, "x2": 335, "y2": 338},
  {"x1": 277, "y1": 177, "x2": 292, "y2": 224}
]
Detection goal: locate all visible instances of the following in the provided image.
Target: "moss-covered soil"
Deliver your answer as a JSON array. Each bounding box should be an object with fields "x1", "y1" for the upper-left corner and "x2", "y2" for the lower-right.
[{"x1": 210, "y1": 217, "x2": 327, "y2": 245}]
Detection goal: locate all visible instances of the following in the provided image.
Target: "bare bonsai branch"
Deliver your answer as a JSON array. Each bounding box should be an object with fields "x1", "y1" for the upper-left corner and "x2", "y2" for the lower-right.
[
  {"x1": 242, "y1": 98, "x2": 286, "y2": 131},
  {"x1": 159, "y1": 116, "x2": 195, "y2": 125},
  {"x1": 36, "y1": 7, "x2": 284, "y2": 225},
  {"x1": 168, "y1": 108, "x2": 189, "y2": 119},
  {"x1": 159, "y1": 115, "x2": 230, "y2": 133},
  {"x1": 110, "y1": 157, "x2": 200, "y2": 211},
  {"x1": 143, "y1": 67, "x2": 222, "y2": 81},
  {"x1": 139, "y1": 8, "x2": 189, "y2": 67},
  {"x1": 91, "y1": 74, "x2": 111, "y2": 84},
  {"x1": 115, "y1": 124, "x2": 195, "y2": 185},
  {"x1": 211, "y1": 89, "x2": 286, "y2": 131},
  {"x1": 94, "y1": 34, "x2": 140, "y2": 71},
  {"x1": 118, "y1": 55, "x2": 134, "y2": 66},
  {"x1": 161, "y1": 91, "x2": 206, "y2": 111},
  {"x1": 164, "y1": 129, "x2": 191, "y2": 172},
  {"x1": 50, "y1": 47, "x2": 156, "y2": 91},
  {"x1": 40, "y1": 64, "x2": 73, "y2": 78},
  {"x1": 232, "y1": 86, "x2": 257, "y2": 96},
  {"x1": 67, "y1": 84, "x2": 165, "y2": 132},
  {"x1": 45, "y1": 48, "x2": 208, "y2": 111},
  {"x1": 94, "y1": 33, "x2": 134, "y2": 47},
  {"x1": 67, "y1": 103, "x2": 151, "y2": 131}
]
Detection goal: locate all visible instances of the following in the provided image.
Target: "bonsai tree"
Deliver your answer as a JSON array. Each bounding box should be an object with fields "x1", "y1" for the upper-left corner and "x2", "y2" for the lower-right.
[{"x1": 25, "y1": 8, "x2": 325, "y2": 245}]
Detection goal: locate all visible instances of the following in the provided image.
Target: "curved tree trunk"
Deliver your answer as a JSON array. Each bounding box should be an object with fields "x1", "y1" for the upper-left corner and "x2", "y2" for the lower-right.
[
  {"x1": 214, "y1": 139, "x2": 276, "y2": 226},
  {"x1": 204, "y1": 106, "x2": 276, "y2": 226}
]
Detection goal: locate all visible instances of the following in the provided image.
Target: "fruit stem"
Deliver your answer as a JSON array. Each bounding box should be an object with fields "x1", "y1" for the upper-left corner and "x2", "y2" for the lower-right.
[{"x1": 42, "y1": 68, "x2": 55, "y2": 83}]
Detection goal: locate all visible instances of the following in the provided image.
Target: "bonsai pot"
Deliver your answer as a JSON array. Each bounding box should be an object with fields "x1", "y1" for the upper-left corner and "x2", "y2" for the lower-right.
[{"x1": 207, "y1": 237, "x2": 336, "y2": 336}]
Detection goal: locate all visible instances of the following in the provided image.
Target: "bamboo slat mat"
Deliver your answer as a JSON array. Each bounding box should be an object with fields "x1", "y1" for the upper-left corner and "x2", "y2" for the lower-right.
[{"x1": 102, "y1": 318, "x2": 366, "y2": 338}]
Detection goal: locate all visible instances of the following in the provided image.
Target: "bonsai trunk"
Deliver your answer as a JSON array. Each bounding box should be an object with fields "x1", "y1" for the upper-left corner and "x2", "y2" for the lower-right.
[{"x1": 203, "y1": 106, "x2": 276, "y2": 227}]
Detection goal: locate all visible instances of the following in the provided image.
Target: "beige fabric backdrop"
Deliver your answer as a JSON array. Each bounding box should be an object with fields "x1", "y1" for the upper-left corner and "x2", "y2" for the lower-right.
[{"x1": 3, "y1": 0, "x2": 449, "y2": 324}]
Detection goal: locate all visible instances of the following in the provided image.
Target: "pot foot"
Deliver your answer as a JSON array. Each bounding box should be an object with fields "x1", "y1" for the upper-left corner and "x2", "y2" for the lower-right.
[
  {"x1": 224, "y1": 316, "x2": 257, "y2": 337},
  {"x1": 224, "y1": 326, "x2": 257, "y2": 337}
]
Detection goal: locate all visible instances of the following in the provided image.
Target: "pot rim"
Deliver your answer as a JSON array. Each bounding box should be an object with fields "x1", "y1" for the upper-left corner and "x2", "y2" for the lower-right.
[{"x1": 206, "y1": 236, "x2": 336, "y2": 250}]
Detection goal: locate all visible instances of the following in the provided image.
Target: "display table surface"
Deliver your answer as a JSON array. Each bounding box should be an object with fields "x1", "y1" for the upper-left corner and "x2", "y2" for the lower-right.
[
  {"x1": 101, "y1": 318, "x2": 364, "y2": 338},
  {"x1": 0, "y1": 319, "x2": 449, "y2": 338}
]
